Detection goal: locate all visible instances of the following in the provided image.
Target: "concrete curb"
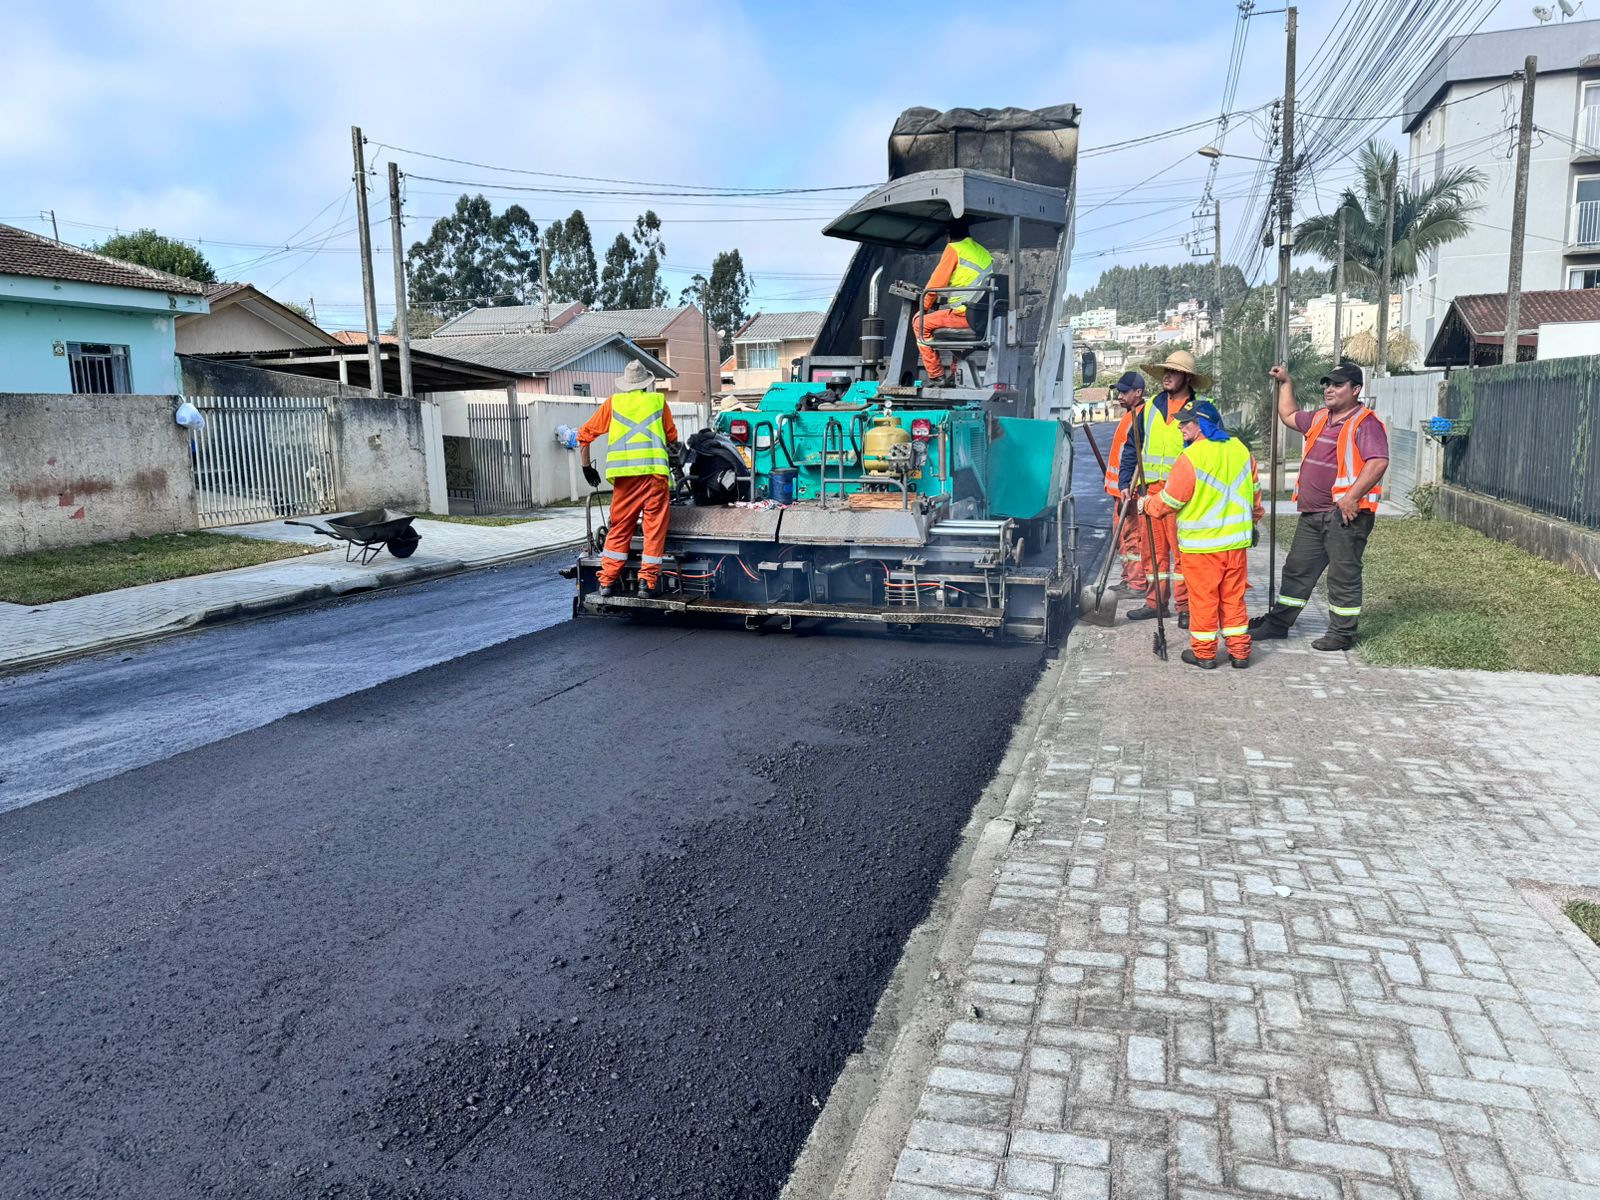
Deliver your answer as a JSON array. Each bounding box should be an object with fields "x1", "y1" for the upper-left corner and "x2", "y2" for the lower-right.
[
  {"x1": 783, "y1": 640, "x2": 1078, "y2": 1200},
  {"x1": 1, "y1": 535, "x2": 585, "y2": 676}
]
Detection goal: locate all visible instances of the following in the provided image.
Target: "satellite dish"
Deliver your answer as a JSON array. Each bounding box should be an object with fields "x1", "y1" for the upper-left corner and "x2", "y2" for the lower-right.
[
  {"x1": 1533, "y1": 5, "x2": 1554, "y2": 20},
  {"x1": 1559, "y1": 0, "x2": 1578, "y2": 15}
]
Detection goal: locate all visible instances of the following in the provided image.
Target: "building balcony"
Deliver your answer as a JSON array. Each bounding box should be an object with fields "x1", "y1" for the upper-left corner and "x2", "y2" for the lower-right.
[
  {"x1": 1575, "y1": 107, "x2": 1600, "y2": 160},
  {"x1": 1569, "y1": 200, "x2": 1600, "y2": 251}
]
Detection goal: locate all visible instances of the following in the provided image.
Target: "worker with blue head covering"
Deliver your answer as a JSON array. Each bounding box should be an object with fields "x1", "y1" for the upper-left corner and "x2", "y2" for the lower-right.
[{"x1": 1139, "y1": 397, "x2": 1262, "y2": 669}]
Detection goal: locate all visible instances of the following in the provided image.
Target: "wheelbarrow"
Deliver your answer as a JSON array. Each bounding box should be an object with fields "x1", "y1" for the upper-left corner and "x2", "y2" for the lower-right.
[{"x1": 286, "y1": 508, "x2": 421, "y2": 565}]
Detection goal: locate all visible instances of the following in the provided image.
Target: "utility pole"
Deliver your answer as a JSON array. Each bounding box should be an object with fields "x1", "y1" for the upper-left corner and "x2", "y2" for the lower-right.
[
  {"x1": 1375, "y1": 161, "x2": 1397, "y2": 378},
  {"x1": 699, "y1": 279, "x2": 715, "y2": 430},
  {"x1": 540, "y1": 234, "x2": 552, "y2": 333},
  {"x1": 350, "y1": 126, "x2": 383, "y2": 397},
  {"x1": 1332, "y1": 206, "x2": 1346, "y2": 361},
  {"x1": 43, "y1": 209, "x2": 60, "y2": 242},
  {"x1": 1505, "y1": 55, "x2": 1538, "y2": 367},
  {"x1": 308, "y1": 296, "x2": 318, "y2": 325},
  {"x1": 1268, "y1": 5, "x2": 1297, "y2": 605},
  {"x1": 1211, "y1": 198, "x2": 1223, "y2": 368},
  {"x1": 387, "y1": 162, "x2": 413, "y2": 400}
]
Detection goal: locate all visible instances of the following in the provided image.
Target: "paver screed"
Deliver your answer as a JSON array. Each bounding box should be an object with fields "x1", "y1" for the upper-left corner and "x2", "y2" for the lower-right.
[{"x1": 887, "y1": 552, "x2": 1600, "y2": 1200}]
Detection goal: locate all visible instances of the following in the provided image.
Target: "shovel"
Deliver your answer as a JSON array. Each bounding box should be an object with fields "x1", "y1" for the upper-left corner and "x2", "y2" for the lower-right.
[{"x1": 1076, "y1": 496, "x2": 1127, "y2": 628}]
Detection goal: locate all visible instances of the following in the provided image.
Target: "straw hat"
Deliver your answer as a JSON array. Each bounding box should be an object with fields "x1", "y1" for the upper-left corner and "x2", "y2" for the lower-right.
[
  {"x1": 1140, "y1": 349, "x2": 1214, "y2": 393},
  {"x1": 614, "y1": 360, "x2": 656, "y2": 392}
]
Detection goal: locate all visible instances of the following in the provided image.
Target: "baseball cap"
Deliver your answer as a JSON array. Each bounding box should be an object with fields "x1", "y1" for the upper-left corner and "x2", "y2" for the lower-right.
[
  {"x1": 1320, "y1": 362, "x2": 1364, "y2": 388},
  {"x1": 1114, "y1": 371, "x2": 1146, "y2": 394},
  {"x1": 1174, "y1": 398, "x2": 1223, "y2": 425}
]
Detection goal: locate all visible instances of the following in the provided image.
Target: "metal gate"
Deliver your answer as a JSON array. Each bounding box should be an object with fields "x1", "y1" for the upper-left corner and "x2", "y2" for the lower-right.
[
  {"x1": 465, "y1": 399, "x2": 533, "y2": 513},
  {"x1": 191, "y1": 395, "x2": 338, "y2": 528}
]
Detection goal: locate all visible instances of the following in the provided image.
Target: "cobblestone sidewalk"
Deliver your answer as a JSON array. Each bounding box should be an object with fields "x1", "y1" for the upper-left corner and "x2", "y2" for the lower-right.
[
  {"x1": 0, "y1": 515, "x2": 585, "y2": 672},
  {"x1": 885, "y1": 549, "x2": 1600, "y2": 1200}
]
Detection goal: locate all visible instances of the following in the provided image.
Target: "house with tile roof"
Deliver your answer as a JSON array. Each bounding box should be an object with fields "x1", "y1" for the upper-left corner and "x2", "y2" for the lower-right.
[
  {"x1": 0, "y1": 222, "x2": 210, "y2": 394},
  {"x1": 1424, "y1": 289, "x2": 1600, "y2": 366},
  {"x1": 728, "y1": 310, "x2": 826, "y2": 393},
  {"x1": 174, "y1": 282, "x2": 340, "y2": 355}
]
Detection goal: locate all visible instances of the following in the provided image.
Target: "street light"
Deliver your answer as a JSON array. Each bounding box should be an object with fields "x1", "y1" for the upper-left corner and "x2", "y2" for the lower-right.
[{"x1": 1197, "y1": 146, "x2": 1275, "y2": 163}]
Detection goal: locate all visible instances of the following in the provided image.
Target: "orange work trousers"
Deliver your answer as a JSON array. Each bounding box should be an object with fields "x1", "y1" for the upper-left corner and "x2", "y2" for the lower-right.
[
  {"x1": 598, "y1": 473, "x2": 670, "y2": 587},
  {"x1": 1139, "y1": 485, "x2": 1186, "y2": 613},
  {"x1": 1183, "y1": 547, "x2": 1251, "y2": 661},
  {"x1": 913, "y1": 308, "x2": 969, "y2": 379},
  {"x1": 1115, "y1": 497, "x2": 1148, "y2": 590}
]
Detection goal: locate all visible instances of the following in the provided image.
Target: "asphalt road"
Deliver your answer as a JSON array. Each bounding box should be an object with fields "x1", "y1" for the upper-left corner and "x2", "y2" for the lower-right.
[{"x1": 1, "y1": 430, "x2": 1112, "y2": 1200}]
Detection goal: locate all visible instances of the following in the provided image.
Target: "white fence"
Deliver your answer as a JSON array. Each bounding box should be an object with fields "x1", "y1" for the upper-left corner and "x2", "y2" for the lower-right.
[
  {"x1": 1365, "y1": 372, "x2": 1445, "y2": 513},
  {"x1": 191, "y1": 395, "x2": 337, "y2": 527}
]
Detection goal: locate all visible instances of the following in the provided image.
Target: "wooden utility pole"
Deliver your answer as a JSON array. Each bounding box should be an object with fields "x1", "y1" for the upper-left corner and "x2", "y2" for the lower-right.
[
  {"x1": 387, "y1": 162, "x2": 413, "y2": 400},
  {"x1": 1332, "y1": 206, "x2": 1346, "y2": 360},
  {"x1": 350, "y1": 126, "x2": 383, "y2": 396},
  {"x1": 1268, "y1": 5, "x2": 1298, "y2": 604},
  {"x1": 1375, "y1": 161, "x2": 1397, "y2": 378},
  {"x1": 1505, "y1": 55, "x2": 1539, "y2": 367}
]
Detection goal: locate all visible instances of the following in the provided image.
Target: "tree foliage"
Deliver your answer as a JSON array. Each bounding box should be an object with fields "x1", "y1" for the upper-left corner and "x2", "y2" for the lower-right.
[
  {"x1": 1215, "y1": 288, "x2": 1333, "y2": 448},
  {"x1": 406, "y1": 194, "x2": 540, "y2": 317},
  {"x1": 679, "y1": 249, "x2": 752, "y2": 356},
  {"x1": 93, "y1": 229, "x2": 217, "y2": 283},
  {"x1": 544, "y1": 209, "x2": 599, "y2": 305},
  {"x1": 1295, "y1": 139, "x2": 1486, "y2": 290},
  {"x1": 598, "y1": 211, "x2": 668, "y2": 309},
  {"x1": 1067, "y1": 262, "x2": 1250, "y2": 324}
]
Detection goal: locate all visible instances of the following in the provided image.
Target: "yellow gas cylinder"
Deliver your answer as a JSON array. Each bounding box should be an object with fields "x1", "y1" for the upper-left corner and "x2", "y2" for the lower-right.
[{"x1": 862, "y1": 415, "x2": 910, "y2": 474}]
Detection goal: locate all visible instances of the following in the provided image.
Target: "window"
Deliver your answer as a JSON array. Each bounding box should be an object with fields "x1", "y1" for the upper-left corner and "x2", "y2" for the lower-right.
[
  {"x1": 1574, "y1": 176, "x2": 1600, "y2": 245},
  {"x1": 1569, "y1": 267, "x2": 1600, "y2": 289},
  {"x1": 1582, "y1": 82, "x2": 1600, "y2": 151},
  {"x1": 572, "y1": 382, "x2": 591, "y2": 397},
  {"x1": 67, "y1": 342, "x2": 131, "y2": 393},
  {"x1": 736, "y1": 340, "x2": 779, "y2": 370}
]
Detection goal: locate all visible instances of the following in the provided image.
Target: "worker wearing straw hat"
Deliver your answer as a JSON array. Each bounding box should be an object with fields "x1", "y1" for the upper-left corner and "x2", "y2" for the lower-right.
[{"x1": 1117, "y1": 349, "x2": 1215, "y2": 628}]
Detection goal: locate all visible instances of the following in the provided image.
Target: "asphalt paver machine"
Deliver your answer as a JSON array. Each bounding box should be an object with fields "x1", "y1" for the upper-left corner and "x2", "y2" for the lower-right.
[{"x1": 573, "y1": 105, "x2": 1084, "y2": 642}]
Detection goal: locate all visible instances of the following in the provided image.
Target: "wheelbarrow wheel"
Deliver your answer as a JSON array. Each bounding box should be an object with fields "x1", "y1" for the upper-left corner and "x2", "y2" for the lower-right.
[{"x1": 386, "y1": 528, "x2": 420, "y2": 559}]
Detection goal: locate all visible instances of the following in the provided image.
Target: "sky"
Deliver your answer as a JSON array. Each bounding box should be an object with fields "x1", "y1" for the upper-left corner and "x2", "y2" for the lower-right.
[{"x1": 0, "y1": 0, "x2": 1535, "y2": 332}]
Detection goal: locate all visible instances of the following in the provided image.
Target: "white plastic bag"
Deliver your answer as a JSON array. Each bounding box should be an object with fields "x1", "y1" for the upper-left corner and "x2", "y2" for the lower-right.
[{"x1": 175, "y1": 401, "x2": 206, "y2": 431}]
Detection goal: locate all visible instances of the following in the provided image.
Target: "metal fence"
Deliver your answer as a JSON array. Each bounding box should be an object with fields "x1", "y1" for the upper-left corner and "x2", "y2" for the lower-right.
[
  {"x1": 465, "y1": 400, "x2": 533, "y2": 513},
  {"x1": 1365, "y1": 372, "x2": 1444, "y2": 513},
  {"x1": 191, "y1": 395, "x2": 338, "y2": 528},
  {"x1": 1443, "y1": 355, "x2": 1600, "y2": 529}
]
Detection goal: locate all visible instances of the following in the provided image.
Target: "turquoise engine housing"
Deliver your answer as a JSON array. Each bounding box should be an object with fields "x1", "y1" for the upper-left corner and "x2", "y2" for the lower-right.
[{"x1": 714, "y1": 382, "x2": 1064, "y2": 520}]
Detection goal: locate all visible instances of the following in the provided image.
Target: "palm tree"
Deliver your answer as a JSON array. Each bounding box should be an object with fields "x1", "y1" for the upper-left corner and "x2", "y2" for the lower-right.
[{"x1": 1295, "y1": 140, "x2": 1486, "y2": 290}]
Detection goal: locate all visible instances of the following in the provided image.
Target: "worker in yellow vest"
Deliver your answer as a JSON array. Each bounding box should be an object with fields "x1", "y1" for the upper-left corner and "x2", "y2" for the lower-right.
[
  {"x1": 913, "y1": 219, "x2": 993, "y2": 384},
  {"x1": 578, "y1": 360, "x2": 681, "y2": 597},
  {"x1": 1141, "y1": 399, "x2": 1263, "y2": 668}
]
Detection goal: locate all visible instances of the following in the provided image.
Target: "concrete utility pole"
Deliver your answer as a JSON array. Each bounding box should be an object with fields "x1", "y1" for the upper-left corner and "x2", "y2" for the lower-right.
[
  {"x1": 43, "y1": 209, "x2": 60, "y2": 242},
  {"x1": 351, "y1": 126, "x2": 383, "y2": 396},
  {"x1": 387, "y1": 163, "x2": 414, "y2": 400},
  {"x1": 1505, "y1": 55, "x2": 1539, "y2": 367},
  {"x1": 1211, "y1": 199, "x2": 1223, "y2": 364},
  {"x1": 1332, "y1": 206, "x2": 1346, "y2": 360},
  {"x1": 540, "y1": 234, "x2": 552, "y2": 333},
  {"x1": 699, "y1": 280, "x2": 715, "y2": 430},
  {"x1": 1375, "y1": 160, "x2": 1397, "y2": 378},
  {"x1": 1268, "y1": 5, "x2": 1297, "y2": 605}
]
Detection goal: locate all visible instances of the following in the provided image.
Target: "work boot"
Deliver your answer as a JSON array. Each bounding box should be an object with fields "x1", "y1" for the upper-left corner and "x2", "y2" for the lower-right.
[
  {"x1": 597, "y1": 583, "x2": 617, "y2": 598},
  {"x1": 1127, "y1": 607, "x2": 1170, "y2": 622},
  {"x1": 640, "y1": 577, "x2": 664, "y2": 598},
  {"x1": 1181, "y1": 649, "x2": 1219, "y2": 670},
  {"x1": 1230, "y1": 654, "x2": 1251, "y2": 669},
  {"x1": 1311, "y1": 633, "x2": 1353, "y2": 652},
  {"x1": 1248, "y1": 615, "x2": 1289, "y2": 640}
]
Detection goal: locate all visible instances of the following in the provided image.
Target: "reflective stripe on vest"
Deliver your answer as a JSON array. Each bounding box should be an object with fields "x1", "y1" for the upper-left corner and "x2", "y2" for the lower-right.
[
  {"x1": 605, "y1": 390, "x2": 670, "y2": 480},
  {"x1": 1142, "y1": 394, "x2": 1200, "y2": 483},
  {"x1": 1293, "y1": 405, "x2": 1386, "y2": 513},
  {"x1": 1106, "y1": 409, "x2": 1136, "y2": 496},
  {"x1": 946, "y1": 237, "x2": 994, "y2": 313},
  {"x1": 1170, "y1": 437, "x2": 1256, "y2": 553}
]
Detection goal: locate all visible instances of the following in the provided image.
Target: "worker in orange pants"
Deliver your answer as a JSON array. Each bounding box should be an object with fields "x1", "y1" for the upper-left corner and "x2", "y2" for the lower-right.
[
  {"x1": 912, "y1": 218, "x2": 994, "y2": 383},
  {"x1": 1103, "y1": 372, "x2": 1148, "y2": 593},
  {"x1": 578, "y1": 360, "x2": 680, "y2": 596},
  {"x1": 1140, "y1": 495, "x2": 1186, "y2": 616},
  {"x1": 1142, "y1": 398, "x2": 1262, "y2": 669}
]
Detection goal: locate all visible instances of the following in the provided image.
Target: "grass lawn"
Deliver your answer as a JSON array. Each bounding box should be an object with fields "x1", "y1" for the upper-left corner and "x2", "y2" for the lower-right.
[
  {"x1": 1565, "y1": 900, "x2": 1600, "y2": 948},
  {"x1": 1295, "y1": 516, "x2": 1600, "y2": 675},
  {"x1": 417, "y1": 514, "x2": 546, "y2": 527},
  {"x1": 0, "y1": 533, "x2": 322, "y2": 606}
]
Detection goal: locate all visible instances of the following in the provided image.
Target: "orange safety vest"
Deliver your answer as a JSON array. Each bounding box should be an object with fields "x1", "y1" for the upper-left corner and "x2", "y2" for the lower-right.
[
  {"x1": 1295, "y1": 406, "x2": 1386, "y2": 513},
  {"x1": 1104, "y1": 408, "x2": 1138, "y2": 498}
]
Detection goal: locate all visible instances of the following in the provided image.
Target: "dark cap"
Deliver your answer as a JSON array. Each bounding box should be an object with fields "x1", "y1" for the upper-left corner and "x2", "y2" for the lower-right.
[
  {"x1": 1320, "y1": 361, "x2": 1364, "y2": 388},
  {"x1": 1114, "y1": 371, "x2": 1146, "y2": 394},
  {"x1": 1173, "y1": 398, "x2": 1223, "y2": 425}
]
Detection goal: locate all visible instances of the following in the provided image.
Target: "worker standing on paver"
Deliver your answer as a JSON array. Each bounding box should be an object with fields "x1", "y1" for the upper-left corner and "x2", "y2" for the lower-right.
[
  {"x1": 1141, "y1": 399, "x2": 1262, "y2": 669},
  {"x1": 912, "y1": 219, "x2": 993, "y2": 384},
  {"x1": 1250, "y1": 362, "x2": 1389, "y2": 651},
  {"x1": 579, "y1": 360, "x2": 681, "y2": 598},
  {"x1": 1121, "y1": 349, "x2": 1213, "y2": 627},
  {"x1": 1104, "y1": 371, "x2": 1149, "y2": 594}
]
